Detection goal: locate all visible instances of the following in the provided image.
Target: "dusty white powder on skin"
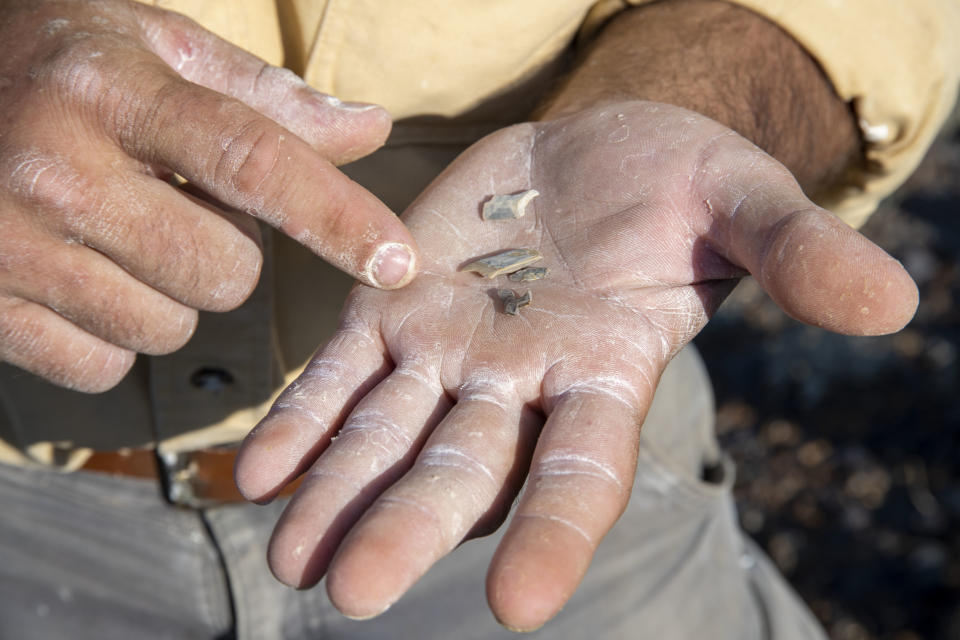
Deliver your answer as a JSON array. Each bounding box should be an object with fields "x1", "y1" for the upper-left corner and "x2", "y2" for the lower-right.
[
  {"x1": 538, "y1": 452, "x2": 624, "y2": 491},
  {"x1": 516, "y1": 512, "x2": 593, "y2": 544},
  {"x1": 420, "y1": 445, "x2": 496, "y2": 483},
  {"x1": 41, "y1": 18, "x2": 70, "y2": 36}
]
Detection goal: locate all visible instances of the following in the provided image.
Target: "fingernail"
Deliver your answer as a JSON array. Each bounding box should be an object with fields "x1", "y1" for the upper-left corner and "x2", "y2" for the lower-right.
[
  {"x1": 317, "y1": 93, "x2": 383, "y2": 113},
  {"x1": 341, "y1": 603, "x2": 392, "y2": 621},
  {"x1": 368, "y1": 242, "x2": 415, "y2": 289},
  {"x1": 338, "y1": 100, "x2": 384, "y2": 113}
]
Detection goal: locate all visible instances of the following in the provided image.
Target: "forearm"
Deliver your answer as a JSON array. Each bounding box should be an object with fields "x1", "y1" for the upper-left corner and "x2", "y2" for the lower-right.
[{"x1": 537, "y1": 0, "x2": 860, "y2": 196}]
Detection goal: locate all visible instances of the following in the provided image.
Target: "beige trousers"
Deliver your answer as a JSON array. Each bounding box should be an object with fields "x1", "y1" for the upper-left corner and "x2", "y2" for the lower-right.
[{"x1": 0, "y1": 346, "x2": 825, "y2": 640}]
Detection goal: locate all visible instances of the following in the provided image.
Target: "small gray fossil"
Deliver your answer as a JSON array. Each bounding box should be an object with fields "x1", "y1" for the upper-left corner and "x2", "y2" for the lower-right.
[
  {"x1": 482, "y1": 190, "x2": 539, "y2": 220},
  {"x1": 498, "y1": 289, "x2": 532, "y2": 316},
  {"x1": 460, "y1": 248, "x2": 542, "y2": 278},
  {"x1": 507, "y1": 266, "x2": 548, "y2": 282}
]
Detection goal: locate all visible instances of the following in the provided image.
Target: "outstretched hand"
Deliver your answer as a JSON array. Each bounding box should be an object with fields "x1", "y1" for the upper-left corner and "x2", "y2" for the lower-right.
[{"x1": 236, "y1": 102, "x2": 916, "y2": 630}]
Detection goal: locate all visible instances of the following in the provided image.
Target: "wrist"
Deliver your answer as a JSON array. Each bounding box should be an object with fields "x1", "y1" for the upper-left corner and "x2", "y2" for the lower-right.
[{"x1": 537, "y1": 0, "x2": 860, "y2": 195}]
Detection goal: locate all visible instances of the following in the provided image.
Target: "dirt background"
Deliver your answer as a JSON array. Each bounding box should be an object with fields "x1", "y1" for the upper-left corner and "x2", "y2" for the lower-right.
[{"x1": 693, "y1": 106, "x2": 960, "y2": 640}]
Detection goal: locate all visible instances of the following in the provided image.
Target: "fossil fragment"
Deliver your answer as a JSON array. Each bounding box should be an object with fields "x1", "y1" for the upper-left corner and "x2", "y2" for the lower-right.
[
  {"x1": 498, "y1": 289, "x2": 532, "y2": 316},
  {"x1": 507, "y1": 266, "x2": 548, "y2": 282},
  {"x1": 482, "y1": 190, "x2": 540, "y2": 220},
  {"x1": 460, "y1": 248, "x2": 542, "y2": 278}
]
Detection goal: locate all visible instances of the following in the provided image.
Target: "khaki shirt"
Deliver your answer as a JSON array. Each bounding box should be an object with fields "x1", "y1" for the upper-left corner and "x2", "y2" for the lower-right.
[{"x1": 1, "y1": 0, "x2": 958, "y2": 468}]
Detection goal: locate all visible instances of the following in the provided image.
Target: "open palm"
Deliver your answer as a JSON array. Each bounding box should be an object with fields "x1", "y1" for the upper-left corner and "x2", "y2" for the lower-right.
[{"x1": 236, "y1": 102, "x2": 915, "y2": 630}]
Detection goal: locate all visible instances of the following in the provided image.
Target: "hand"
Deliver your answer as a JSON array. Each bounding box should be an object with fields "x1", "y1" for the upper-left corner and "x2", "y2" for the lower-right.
[
  {"x1": 0, "y1": 0, "x2": 417, "y2": 391},
  {"x1": 235, "y1": 102, "x2": 916, "y2": 630}
]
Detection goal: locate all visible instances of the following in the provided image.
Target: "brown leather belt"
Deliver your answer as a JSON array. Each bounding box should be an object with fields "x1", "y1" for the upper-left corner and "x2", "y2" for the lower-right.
[{"x1": 81, "y1": 447, "x2": 303, "y2": 508}]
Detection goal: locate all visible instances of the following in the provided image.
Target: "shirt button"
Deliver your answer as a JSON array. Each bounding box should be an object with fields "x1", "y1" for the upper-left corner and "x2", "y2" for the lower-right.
[{"x1": 190, "y1": 367, "x2": 234, "y2": 392}]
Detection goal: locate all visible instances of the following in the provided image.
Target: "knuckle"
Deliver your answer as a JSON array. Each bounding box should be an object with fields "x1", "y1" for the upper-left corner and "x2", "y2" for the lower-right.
[
  {"x1": 32, "y1": 32, "x2": 146, "y2": 129},
  {"x1": 215, "y1": 118, "x2": 286, "y2": 203},
  {"x1": 133, "y1": 5, "x2": 214, "y2": 77},
  {"x1": 105, "y1": 68, "x2": 173, "y2": 154},
  {"x1": 2, "y1": 153, "x2": 132, "y2": 257},
  {"x1": 249, "y1": 62, "x2": 276, "y2": 95},
  {"x1": 5, "y1": 151, "x2": 102, "y2": 230},
  {"x1": 32, "y1": 33, "x2": 110, "y2": 95},
  {"x1": 124, "y1": 73, "x2": 195, "y2": 156},
  {"x1": 758, "y1": 207, "x2": 822, "y2": 274},
  {"x1": 29, "y1": 28, "x2": 159, "y2": 132}
]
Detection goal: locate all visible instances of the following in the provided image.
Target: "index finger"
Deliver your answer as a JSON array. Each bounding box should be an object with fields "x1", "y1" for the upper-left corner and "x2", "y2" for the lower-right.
[{"x1": 119, "y1": 67, "x2": 418, "y2": 289}]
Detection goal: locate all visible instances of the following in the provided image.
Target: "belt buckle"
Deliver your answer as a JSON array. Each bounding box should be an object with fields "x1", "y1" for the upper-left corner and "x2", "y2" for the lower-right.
[
  {"x1": 156, "y1": 445, "x2": 301, "y2": 507},
  {"x1": 157, "y1": 449, "x2": 208, "y2": 508}
]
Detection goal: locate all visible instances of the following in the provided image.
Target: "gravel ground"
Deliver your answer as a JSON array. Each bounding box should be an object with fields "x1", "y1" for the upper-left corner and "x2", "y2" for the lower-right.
[{"x1": 693, "y1": 107, "x2": 960, "y2": 640}]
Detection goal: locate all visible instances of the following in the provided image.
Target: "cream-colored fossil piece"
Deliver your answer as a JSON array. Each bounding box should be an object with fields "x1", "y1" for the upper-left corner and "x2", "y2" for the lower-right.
[
  {"x1": 498, "y1": 289, "x2": 532, "y2": 316},
  {"x1": 507, "y1": 266, "x2": 548, "y2": 282},
  {"x1": 460, "y1": 249, "x2": 542, "y2": 278},
  {"x1": 482, "y1": 190, "x2": 540, "y2": 220}
]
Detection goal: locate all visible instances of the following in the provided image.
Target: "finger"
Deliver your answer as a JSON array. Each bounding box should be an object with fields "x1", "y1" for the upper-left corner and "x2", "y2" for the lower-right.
[
  {"x1": 112, "y1": 180, "x2": 264, "y2": 311},
  {"x1": 486, "y1": 391, "x2": 642, "y2": 632},
  {"x1": 0, "y1": 230, "x2": 197, "y2": 355},
  {"x1": 268, "y1": 362, "x2": 451, "y2": 588},
  {"x1": 234, "y1": 321, "x2": 390, "y2": 501},
  {"x1": 134, "y1": 5, "x2": 392, "y2": 165},
  {"x1": 6, "y1": 145, "x2": 263, "y2": 312},
  {"x1": 704, "y1": 150, "x2": 917, "y2": 335},
  {"x1": 80, "y1": 174, "x2": 263, "y2": 312},
  {"x1": 325, "y1": 387, "x2": 541, "y2": 620},
  {"x1": 0, "y1": 296, "x2": 136, "y2": 393},
  {"x1": 22, "y1": 4, "x2": 413, "y2": 287},
  {"x1": 120, "y1": 66, "x2": 415, "y2": 289},
  {"x1": 89, "y1": 10, "x2": 418, "y2": 289}
]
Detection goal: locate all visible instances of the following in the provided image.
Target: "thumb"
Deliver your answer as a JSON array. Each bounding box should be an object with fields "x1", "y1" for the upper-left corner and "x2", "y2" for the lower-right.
[
  {"x1": 133, "y1": 4, "x2": 391, "y2": 166},
  {"x1": 707, "y1": 156, "x2": 917, "y2": 336}
]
